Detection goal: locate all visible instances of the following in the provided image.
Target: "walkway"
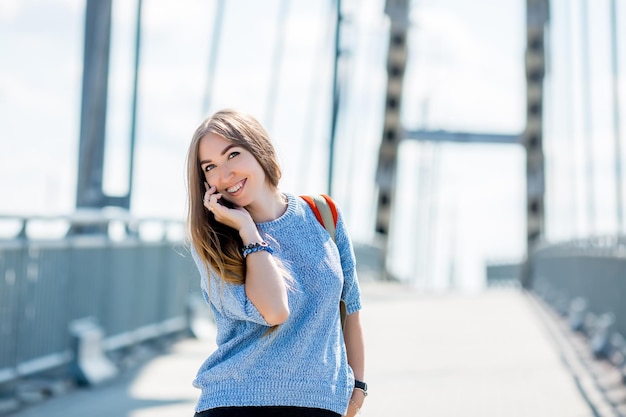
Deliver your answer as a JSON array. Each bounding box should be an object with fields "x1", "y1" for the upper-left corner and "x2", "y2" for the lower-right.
[{"x1": 7, "y1": 282, "x2": 619, "y2": 417}]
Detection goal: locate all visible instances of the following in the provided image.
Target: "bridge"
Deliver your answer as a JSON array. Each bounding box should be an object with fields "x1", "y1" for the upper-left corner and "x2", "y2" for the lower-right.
[{"x1": 1, "y1": 0, "x2": 626, "y2": 415}]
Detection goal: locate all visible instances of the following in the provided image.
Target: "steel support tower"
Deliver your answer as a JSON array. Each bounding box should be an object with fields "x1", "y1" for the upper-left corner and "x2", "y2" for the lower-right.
[
  {"x1": 522, "y1": 0, "x2": 549, "y2": 287},
  {"x1": 374, "y1": 0, "x2": 409, "y2": 278}
]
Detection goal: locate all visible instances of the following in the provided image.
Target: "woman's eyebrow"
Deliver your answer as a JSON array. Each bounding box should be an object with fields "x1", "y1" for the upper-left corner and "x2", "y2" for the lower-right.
[
  {"x1": 200, "y1": 144, "x2": 238, "y2": 165},
  {"x1": 220, "y1": 144, "x2": 237, "y2": 156}
]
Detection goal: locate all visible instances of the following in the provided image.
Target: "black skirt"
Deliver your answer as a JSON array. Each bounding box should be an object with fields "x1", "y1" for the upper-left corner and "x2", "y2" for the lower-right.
[{"x1": 194, "y1": 406, "x2": 341, "y2": 417}]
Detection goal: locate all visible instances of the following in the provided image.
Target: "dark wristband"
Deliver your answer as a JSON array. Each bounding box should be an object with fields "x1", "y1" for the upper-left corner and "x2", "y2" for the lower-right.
[{"x1": 354, "y1": 380, "x2": 368, "y2": 396}]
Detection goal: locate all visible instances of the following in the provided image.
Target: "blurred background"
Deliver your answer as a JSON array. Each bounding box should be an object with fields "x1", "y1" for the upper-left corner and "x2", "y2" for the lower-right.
[
  {"x1": 1, "y1": 0, "x2": 626, "y2": 415},
  {"x1": 3, "y1": 0, "x2": 624, "y2": 290},
  {"x1": 1, "y1": 0, "x2": 532, "y2": 290}
]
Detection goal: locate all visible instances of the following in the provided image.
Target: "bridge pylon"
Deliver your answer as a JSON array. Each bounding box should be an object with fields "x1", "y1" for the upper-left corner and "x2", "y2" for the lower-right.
[
  {"x1": 374, "y1": 0, "x2": 410, "y2": 279},
  {"x1": 522, "y1": 0, "x2": 549, "y2": 288}
]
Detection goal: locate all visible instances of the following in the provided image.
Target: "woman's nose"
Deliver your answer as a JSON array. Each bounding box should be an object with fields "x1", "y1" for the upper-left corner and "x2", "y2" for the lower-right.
[{"x1": 213, "y1": 166, "x2": 234, "y2": 187}]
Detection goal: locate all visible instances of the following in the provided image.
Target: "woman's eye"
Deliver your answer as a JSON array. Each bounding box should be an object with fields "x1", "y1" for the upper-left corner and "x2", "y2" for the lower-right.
[
  {"x1": 204, "y1": 164, "x2": 215, "y2": 172},
  {"x1": 228, "y1": 151, "x2": 240, "y2": 160}
]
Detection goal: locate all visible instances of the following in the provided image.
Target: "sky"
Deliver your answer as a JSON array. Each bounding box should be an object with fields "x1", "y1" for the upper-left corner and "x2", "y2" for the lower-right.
[
  {"x1": 545, "y1": 0, "x2": 626, "y2": 239},
  {"x1": 2, "y1": 0, "x2": 621, "y2": 291}
]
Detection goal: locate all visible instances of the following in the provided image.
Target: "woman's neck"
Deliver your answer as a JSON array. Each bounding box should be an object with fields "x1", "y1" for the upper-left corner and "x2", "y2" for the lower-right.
[{"x1": 246, "y1": 189, "x2": 287, "y2": 223}]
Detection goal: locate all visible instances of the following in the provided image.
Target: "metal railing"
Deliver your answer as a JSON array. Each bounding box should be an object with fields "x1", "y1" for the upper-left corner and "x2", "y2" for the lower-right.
[
  {"x1": 0, "y1": 212, "x2": 201, "y2": 390},
  {"x1": 531, "y1": 236, "x2": 626, "y2": 381},
  {"x1": 486, "y1": 261, "x2": 521, "y2": 287}
]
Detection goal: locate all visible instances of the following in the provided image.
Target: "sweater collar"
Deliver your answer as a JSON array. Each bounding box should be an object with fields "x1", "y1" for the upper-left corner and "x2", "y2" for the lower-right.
[{"x1": 255, "y1": 192, "x2": 298, "y2": 229}]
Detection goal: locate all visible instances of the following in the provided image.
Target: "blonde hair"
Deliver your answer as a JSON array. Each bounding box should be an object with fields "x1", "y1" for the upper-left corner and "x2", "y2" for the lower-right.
[{"x1": 186, "y1": 109, "x2": 282, "y2": 285}]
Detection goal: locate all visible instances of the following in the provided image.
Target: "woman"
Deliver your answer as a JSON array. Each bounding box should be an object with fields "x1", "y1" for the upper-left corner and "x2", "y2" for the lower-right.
[{"x1": 186, "y1": 109, "x2": 367, "y2": 417}]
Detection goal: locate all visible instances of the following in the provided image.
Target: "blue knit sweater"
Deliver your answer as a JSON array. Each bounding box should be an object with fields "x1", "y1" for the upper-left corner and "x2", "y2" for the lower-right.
[{"x1": 191, "y1": 193, "x2": 362, "y2": 415}]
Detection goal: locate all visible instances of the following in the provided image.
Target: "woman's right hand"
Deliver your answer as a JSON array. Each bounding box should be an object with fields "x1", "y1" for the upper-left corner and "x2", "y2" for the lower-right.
[{"x1": 203, "y1": 184, "x2": 253, "y2": 233}]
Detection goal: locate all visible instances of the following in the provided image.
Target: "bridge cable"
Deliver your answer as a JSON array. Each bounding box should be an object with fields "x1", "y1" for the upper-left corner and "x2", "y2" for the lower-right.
[
  {"x1": 295, "y1": 0, "x2": 337, "y2": 192},
  {"x1": 264, "y1": 0, "x2": 291, "y2": 134},
  {"x1": 201, "y1": 0, "x2": 226, "y2": 117}
]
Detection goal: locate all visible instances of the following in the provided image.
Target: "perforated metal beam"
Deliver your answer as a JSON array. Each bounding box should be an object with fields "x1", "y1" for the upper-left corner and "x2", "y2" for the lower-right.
[
  {"x1": 523, "y1": 0, "x2": 549, "y2": 288},
  {"x1": 405, "y1": 129, "x2": 520, "y2": 144},
  {"x1": 374, "y1": 0, "x2": 409, "y2": 267}
]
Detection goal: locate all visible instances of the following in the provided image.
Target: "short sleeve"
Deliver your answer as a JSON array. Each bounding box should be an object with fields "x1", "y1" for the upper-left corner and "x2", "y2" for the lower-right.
[
  {"x1": 334, "y1": 207, "x2": 362, "y2": 315},
  {"x1": 190, "y1": 245, "x2": 271, "y2": 326}
]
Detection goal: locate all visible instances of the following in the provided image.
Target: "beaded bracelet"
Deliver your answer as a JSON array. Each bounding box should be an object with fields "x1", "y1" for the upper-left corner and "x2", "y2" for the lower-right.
[{"x1": 242, "y1": 241, "x2": 274, "y2": 258}]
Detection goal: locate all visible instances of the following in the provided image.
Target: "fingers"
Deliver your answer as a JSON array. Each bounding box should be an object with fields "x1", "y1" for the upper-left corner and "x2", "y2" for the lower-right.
[
  {"x1": 203, "y1": 182, "x2": 214, "y2": 198},
  {"x1": 203, "y1": 184, "x2": 220, "y2": 212}
]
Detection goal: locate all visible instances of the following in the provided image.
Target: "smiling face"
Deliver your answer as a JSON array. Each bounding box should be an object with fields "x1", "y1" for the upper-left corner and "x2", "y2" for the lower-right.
[
  {"x1": 187, "y1": 109, "x2": 283, "y2": 222},
  {"x1": 198, "y1": 132, "x2": 270, "y2": 208}
]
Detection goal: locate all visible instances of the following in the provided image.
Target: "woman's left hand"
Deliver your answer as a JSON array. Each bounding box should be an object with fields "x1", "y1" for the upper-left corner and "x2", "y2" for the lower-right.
[{"x1": 344, "y1": 389, "x2": 365, "y2": 417}]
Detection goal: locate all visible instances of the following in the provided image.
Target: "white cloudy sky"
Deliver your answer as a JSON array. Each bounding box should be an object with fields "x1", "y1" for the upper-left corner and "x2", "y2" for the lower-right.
[{"x1": 2, "y1": 0, "x2": 622, "y2": 290}]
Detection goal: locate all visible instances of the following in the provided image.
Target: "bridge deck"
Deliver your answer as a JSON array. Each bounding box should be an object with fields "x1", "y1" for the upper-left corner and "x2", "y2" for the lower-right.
[{"x1": 8, "y1": 282, "x2": 616, "y2": 417}]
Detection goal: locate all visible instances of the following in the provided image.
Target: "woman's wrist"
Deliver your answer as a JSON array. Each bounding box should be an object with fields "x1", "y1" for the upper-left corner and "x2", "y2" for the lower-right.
[
  {"x1": 239, "y1": 224, "x2": 262, "y2": 245},
  {"x1": 352, "y1": 388, "x2": 366, "y2": 401},
  {"x1": 242, "y1": 241, "x2": 273, "y2": 258}
]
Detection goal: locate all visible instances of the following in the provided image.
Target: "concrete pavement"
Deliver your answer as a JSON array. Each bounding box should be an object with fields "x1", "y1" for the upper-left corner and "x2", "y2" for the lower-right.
[
  {"x1": 359, "y1": 283, "x2": 612, "y2": 416},
  {"x1": 7, "y1": 282, "x2": 620, "y2": 417}
]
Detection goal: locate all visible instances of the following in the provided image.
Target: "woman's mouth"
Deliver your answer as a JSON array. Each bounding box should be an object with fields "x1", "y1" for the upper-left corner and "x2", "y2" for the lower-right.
[{"x1": 226, "y1": 179, "x2": 245, "y2": 195}]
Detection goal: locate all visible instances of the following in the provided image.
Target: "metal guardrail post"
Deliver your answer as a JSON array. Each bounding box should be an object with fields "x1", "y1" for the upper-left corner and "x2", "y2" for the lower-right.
[
  {"x1": 69, "y1": 317, "x2": 118, "y2": 386},
  {"x1": 0, "y1": 241, "x2": 24, "y2": 386}
]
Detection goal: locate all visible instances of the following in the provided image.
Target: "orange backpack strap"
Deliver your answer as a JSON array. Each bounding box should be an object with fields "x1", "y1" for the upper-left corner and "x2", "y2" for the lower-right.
[
  {"x1": 301, "y1": 194, "x2": 347, "y2": 330},
  {"x1": 301, "y1": 194, "x2": 338, "y2": 241}
]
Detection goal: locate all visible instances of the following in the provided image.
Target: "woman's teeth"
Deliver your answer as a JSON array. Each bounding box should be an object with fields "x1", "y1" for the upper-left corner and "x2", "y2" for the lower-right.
[{"x1": 227, "y1": 182, "x2": 243, "y2": 193}]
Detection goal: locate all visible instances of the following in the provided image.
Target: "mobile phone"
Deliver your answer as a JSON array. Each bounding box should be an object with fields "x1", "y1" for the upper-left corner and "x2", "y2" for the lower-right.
[
  {"x1": 217, "y1": 197, "x2": 235, "y2": 209},
  {"x1": 206, "y1": 184, "x2": 236, "y2": 209}
]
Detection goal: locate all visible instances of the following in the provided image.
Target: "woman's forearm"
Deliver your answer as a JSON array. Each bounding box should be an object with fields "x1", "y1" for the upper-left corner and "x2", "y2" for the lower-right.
[
  {"x1": 240, "y1": 226, "x2": 289, "y2": 325},
  {"x1": 344, "y1": 311, "x2": 366, "y2": 416},
  {"x1": 344, "y1": 311, "x2": 365, "y2": 380},
  {"x1": 244, "y1": 251, "x2": 289, "y2": 325}
]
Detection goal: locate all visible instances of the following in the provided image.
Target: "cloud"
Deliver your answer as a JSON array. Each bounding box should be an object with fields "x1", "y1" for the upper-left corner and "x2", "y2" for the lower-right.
[
  {"x1": 401, "y1": 6, "x2": 525, "y2": 133},
  {"x1": 0, "y1": 0, "x2": 21, "y2": 21},
  {"x1": 412, "y1": 8, "x2": 490, "y2": 67}
]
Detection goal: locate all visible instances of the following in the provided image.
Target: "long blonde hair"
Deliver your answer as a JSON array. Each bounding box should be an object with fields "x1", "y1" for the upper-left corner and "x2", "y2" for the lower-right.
[{"x1": 186, "y1": 109, "x2": 282, "y2": 284}]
